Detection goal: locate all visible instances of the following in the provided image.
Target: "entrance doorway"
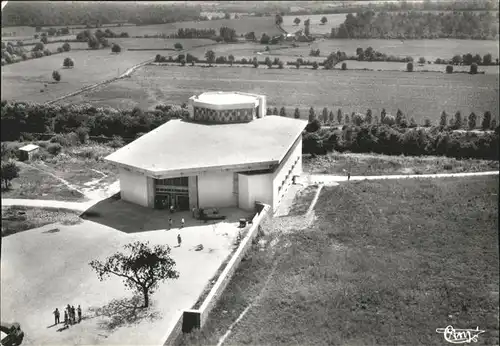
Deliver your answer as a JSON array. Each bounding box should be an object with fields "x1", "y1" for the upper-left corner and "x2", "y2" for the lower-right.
[{"x1": 155, "y1": 177, "x2": 190, "y2": 211}]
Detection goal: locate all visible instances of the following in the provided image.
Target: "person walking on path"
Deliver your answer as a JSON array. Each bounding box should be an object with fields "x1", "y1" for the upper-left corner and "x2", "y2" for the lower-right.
[
  {"x1": 53, "y1": 308, "x2": 60, "y2": 325},
  {"x1": 77, "y1": 305, "x2": 82, "y2": 323},
  {"x1": 181, "y1": 218, "x2": 185, "y2": 229},
  {"x1": 177, "y1": 233, "x2": 182, "y2": 247},
  {"x1": 347, "y1": 171, "x2": 351, "y2": 181}
]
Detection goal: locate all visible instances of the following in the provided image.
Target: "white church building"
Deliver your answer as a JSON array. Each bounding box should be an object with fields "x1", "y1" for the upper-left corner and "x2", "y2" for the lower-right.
[{"x1": 105, "y1": 91, "x2": 307, "y2": 213}]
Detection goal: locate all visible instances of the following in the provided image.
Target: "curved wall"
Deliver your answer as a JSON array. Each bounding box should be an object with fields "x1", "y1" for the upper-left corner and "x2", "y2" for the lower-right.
[{"x1": 192, "y1": 106, "x2": 256, "y2": 123}]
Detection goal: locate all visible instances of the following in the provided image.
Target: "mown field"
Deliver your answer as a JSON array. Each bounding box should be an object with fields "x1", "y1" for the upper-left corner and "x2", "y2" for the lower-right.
[
  {"x1": 281, "y1": 13, "x2": 346, "y2": 35},
  {"x1": 274, "y1": 38, "x2": 500, "y2": 61},
  {"x1": 0, "y1": 39, "x2": 215, "y2": 103},
  {"x1": 58, "y1": 64, "x2": 499, "y2": 124},
  {"x1": 181, "y1": 176, "x2": 499, "y2": 346}
]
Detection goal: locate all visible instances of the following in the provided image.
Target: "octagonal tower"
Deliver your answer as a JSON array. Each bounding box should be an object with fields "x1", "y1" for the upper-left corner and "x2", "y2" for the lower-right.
[{"x1": 188, "y1": 91, "x2": 267, "y2": 123}]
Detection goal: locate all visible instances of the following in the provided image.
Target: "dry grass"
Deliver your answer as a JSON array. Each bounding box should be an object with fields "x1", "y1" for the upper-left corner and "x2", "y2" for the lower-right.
[
  {"x1": 1, "y1": 206, "x2": 81, "y2": 237},
  {"x1": 59, "y1": 64, "x2": 499, "y2": 124},
  {"x1": 304, "y1": 152, "x2": 500, "y2": 175},
  {"x1": 181, "y1": 176, "x2": 499, "y2": 346},
  {"x1": 287, "y1": 184, "x2": 318, "y2": 216}
]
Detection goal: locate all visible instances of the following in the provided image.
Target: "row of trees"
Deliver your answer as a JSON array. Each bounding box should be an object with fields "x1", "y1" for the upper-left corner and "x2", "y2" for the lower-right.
[
  {"x1": 293, "y1": 16, "x2": 328, "y2": 26},
  {"x1": 175, "y1": 28, "x2": 217, "y2": 39},
  {"x1": 436, "y1": 53, "x2": 499, "y2": 66},
  {"x1": 330, "y1": 11, "x2": 498, "y2": 40},
  {"x1": 1, "y1": 41, "x2": 73, "y2": 65}
]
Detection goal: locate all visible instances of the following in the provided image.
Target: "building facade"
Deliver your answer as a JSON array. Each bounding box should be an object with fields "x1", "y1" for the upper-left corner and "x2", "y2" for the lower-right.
[{"x1": 106, "y1": 92, "x2": 306, "y2": 213}]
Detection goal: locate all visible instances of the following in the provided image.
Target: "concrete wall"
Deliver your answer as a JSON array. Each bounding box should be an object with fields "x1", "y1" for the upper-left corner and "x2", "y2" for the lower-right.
[
  {"x1": 119, "y1": 168, "x2": 149, "y2": 207},
  {"x1": 197, "y1": 171, "x2": 235, "y2": 208},
  {"x1": 272, "y1": 136, "x2": 302, "y2": 211},
  {"x1": 238, "y1": 173, "x2": 273, "y2": 210},
  {"x1": 188, "y1": 176, "x2": 198, "y2": 210}
]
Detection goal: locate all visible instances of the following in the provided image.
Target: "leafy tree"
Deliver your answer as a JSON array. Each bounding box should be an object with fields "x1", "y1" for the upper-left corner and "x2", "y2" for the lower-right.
[
  {"x1": 453, "y1": 111, "x2": 462, "y2": 129},
  {"x1": 273, "y1": 107, "x2": 279, "y2": 115},
  {"x1": 87, "y1": 35, "x2": 100, "y2": 49},
  {"x1": 424, "y1": 118, "x2": 432, "y2": 127},
  {"x1": 381, "y1": 114, "x2": 395, "y2": 126},
  {"x1": 63, "y1": 57, "x2": 74, "y2": 68},
  {"x1": 321, "y1": 16, "x2": 328, "y2": 25},
  {"x1": 418, "y1": 57, "x2": 426, "y2": 64},
  {"x1": 483, "y1": 53, "x2": 492, "y2": 65},
  {"x1": 409, "y1": 117, "x2": 417, "y2": 128},
  {"x1": 469, "y1": 63, "x2": 478, "y2": 74},
  {"x1": 396, "y1": 109, "x2": 403, "y2": 125},
  {"x1": 341, "y1": 62, "x2": 347, "y2": 70},
  {"x1": 266, "y1": 58, "x2": 272, "y2": 69},
  {"x1": 260, "y1": 33, "x2": 270, "y2": 44},
  {"x1": 245, "y1": 31, "x2": 256, "y2": 41},
  {"x1": 33, "y1": 42, "x2": 44, "y2": 51},
  {"x1": 224, "y1": 12, "x2": 230, "y2": 19},
  {"x1": 337, "y1": 109, "x2": 343, "y2": 124},
  {"x1": 468, "y1": 112, "x2": 477, "y2": 130},
  {"x1": 228, "y1": 54, "x2": 235, "y2": 66},
  {"x1": 406, "y1": 62, "x2": 413, "y2": 72},
  {"x1": 41, "y1": 36, "x2": 48, "y2": 44},
  {"x1": 294, "y1": 17, "x2": 301, "y2": 25},
  {"x1": 365, "y1": 109, "x2": 372, "y2": 124},
  {"x1": 111, "y1": 44, "x2": 121, "y2": 53},
  {"x1": 345, "y1": 114, "x2": 350, "y2": 124},
  {"x1": 312, "y1": 61, "x2": 319, "y2": 70},
  {"x1": 322, "y1": 107, "x2": 328, "y2": 124},
  {"x1": 52, "y1": 70, "x2": 61, "y2": 82},
  {"x1": 89, "y1": 241, "x2": 179, "y2": 308},
  {"x1": 278, "y1": 60, "x2": 284, "y2": 69},
  {"x1": 308, "y1": 107, "x2": 316, "y2": 122},
  {"x1": 275, "y1": 14, "x2": 283, "y2": 25},
  {"x1": 252, "y1": 57, "x2": 258, "y2": 68},
  {"x1": 439, "y1": 111, "x2": 448, "y2": 127},
  {"x1": 446, "y1": 65, "x2": 453, "y2": 73},
  {"x1": 174, "y1": 42, "x2": 183, "y2": 50},
  {"x1": 490, "y1": 119, "x2": 497, "y2": 130},
  {"x1": 62, "y1": 42, "x2": 71, "y2": 51},
  {"x1": 356, "y1": 47, "x2": 364, "y2": 57},
  {"x1": 205, "y1": 50, "x2": 215, "y2": 66},
  {"x1": 482, "y1": 111, "x2": 492, "y2": 130},
  {"x1": 352, "y1": 112, "x2": 364, "y2": 126},
  {"x1": 380, "y1": 108, "x2": 387, "y2": 122},
  {"x1": 279, "y1": 107, "x2": 287, "y2": 117},
  {"x1": 1, "y1": 161, "x2": 20, "y2": 189},
  {"x1": 329, "y1": 110, "x2": 334, "y2": 124},
  {"x1": 305, "y1": 119, "x2": 322, "y2": 133},
  {"x1": 452, "y1": 54, "x2": 462, "y2": 65},
  {"x1": 374, "y1": 115, "x2": 379, "y2": 124},
  {"x1": 294, "y1": 108, "x2": 300, "y2": 119},
  {"x1": 296, "y1": 58, "x2": 301, "y2": 69}
]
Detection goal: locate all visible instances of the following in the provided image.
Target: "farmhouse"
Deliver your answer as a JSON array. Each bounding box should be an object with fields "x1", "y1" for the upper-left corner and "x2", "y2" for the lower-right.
[{"x1": 105, "y1": 92, "x2": 307, "y2": 212}]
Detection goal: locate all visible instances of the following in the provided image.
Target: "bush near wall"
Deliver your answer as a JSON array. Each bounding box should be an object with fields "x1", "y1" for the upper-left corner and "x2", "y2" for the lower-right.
[{"x1": 303, "y1": 124, "x2": 499, "y2": 160}]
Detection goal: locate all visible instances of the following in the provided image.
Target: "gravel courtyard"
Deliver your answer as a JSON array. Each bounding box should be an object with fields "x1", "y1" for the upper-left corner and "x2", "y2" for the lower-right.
[{"x1": 1, "y1": 206, "x2": 248, "y2": 345}]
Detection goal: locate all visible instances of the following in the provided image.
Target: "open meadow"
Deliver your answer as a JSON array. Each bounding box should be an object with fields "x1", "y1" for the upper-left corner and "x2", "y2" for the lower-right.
[
  {"x1": 281, "y1": 13, "x2": 346, "y2": 35},
  {"x1": 180, "y1": 176, "x2": 499, "y2": 346},
  {"x1": 58, "y1": 64, "x2": 499, "y2": 124},
  {"x1": 0, "y1": 39, "x2": 214, "y2": 103}
]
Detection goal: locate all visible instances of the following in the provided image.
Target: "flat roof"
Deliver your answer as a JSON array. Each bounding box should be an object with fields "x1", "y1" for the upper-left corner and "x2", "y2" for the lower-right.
[
  {"x1": 196, "y1": 92, "x2": 258, "y2": 106},
  {"x1": 105, "y1": 116, "x2": 307, "y2": 176},
  {"x1": 19, "y1": 144, "x2": 39, "y2": 151}
]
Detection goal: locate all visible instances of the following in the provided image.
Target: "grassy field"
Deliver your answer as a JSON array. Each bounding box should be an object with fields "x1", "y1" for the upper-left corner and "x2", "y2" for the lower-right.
[
  {"x1": 1, "y1": 39, "x2": 214, "y2": 103},
  {"x1": 281, "y1": 14, "x2": 346, "y2": 35},
  {"x1": 1, "y1": 206, "x2": 81, "y2": 237},
  {"x1": 58, "y1": 64, "x2": 499, "y2": 124},
  {"x1": 335, "y1": 60, "x2": 500, "y2": 74},
  {"x1": 181, "y1": 176, "x2": 499, "y2": 345},
  {"x1": 304, "y1": 152, "x2": 500, "y2": 176},
  {"x1": 276, "y1": 38, "x2": 499, "y2": 61}
]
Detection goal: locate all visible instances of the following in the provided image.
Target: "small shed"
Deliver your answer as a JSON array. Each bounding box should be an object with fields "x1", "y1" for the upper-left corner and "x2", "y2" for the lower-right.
[{"x1": 18, "y1": 144, "x2": 39, "y2": 161}]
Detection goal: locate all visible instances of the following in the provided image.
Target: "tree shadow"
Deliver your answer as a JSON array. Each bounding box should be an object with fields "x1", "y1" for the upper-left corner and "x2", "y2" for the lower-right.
[{"x1": 87, "y1": 295, "x2": 161, "y2": 332}]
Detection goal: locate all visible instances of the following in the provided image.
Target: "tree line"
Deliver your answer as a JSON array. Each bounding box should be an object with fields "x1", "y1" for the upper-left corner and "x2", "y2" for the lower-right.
[
  {"x1": 1, "y1": 2, "x2": 203, "y2": 27},
  {"x1": 330, "y1": 10, "x2": 498, "y2": 40}
]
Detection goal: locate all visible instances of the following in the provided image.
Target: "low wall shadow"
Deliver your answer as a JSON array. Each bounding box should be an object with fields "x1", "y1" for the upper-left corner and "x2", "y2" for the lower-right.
[{"x1": 81, "y1": 194, "x2": 252, "y2": 233}]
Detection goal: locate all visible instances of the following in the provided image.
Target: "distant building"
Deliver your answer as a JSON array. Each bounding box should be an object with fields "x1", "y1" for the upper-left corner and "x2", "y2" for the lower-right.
[
  {"x1": 18, "y1": 144, "x2": 39, "y2": 161},
  {"x1": 105, "y1": 92, "x2": 307, "y2": 212}
]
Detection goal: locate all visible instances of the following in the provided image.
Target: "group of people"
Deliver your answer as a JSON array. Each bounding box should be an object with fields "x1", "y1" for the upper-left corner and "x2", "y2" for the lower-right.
[{"x1": 53, "y1": 305, "x2": 82, "y2": 327}]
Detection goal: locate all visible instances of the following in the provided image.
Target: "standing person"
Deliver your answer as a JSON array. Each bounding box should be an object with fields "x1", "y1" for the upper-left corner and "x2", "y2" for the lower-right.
[
  {"x1": 192, "y1": 207, "x2": 196, "y2": 218},
  {"x1": 53, "y1": 308, "x2": 60, "y2": 325},
  {"x1": 181, "y1": 218, "x2": 185, "y2": 229},
  {"x1": 71, "y1": 306, "x2": 76, "y2": 324},
  {"x1": 64, "y1": 310, "x2": 69, "y2": 327},
  {"x1": 66, "y1": 305, "x2": 72, "y2": 325},
  {"x1": 177, "y1": 233, "x2": 182, "y2": 247},
  {"x1": 347, "y1": 171, "x2": 351, "y2": 181},
  {"x1": 77, "y1": 305, "x2": 82, "y2": 323},
  {"x1": 168, "y1": 218, "x2": 173, "y2": 230}
]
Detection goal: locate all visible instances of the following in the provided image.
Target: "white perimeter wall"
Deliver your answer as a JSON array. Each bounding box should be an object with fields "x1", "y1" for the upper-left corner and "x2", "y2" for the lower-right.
[
  {"x1": 119, "y1": 168, "x2": 149, "y2": 207},
  {"x1": 198, "y1": 171, "x2": 235, "y2": 208},
  {"x1": 238, "y1": 173, "x2": 273, "y2": 210},
  {"x1": 272, "y1": 136, "x2": 303, "y2": 211}
]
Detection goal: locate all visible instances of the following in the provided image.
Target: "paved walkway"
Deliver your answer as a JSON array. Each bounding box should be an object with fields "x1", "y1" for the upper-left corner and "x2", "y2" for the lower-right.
[{"x1": 1, "y1": 199, "x2": 96, "y2": 213}]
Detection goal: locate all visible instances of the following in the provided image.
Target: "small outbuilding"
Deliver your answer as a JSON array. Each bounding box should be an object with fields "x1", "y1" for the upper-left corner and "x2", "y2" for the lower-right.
[{"x1": 18, "y1": 144, "x2": 39, "y2": 161}]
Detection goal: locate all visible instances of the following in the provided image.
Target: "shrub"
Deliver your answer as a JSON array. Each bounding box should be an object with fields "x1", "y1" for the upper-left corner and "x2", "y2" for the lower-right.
[
  {"x1": 33, "y1": 42, "x2": 44, "y2": 51},
  {"x1": 424, "y1": 118, "x2": 432, "y2": 127},
  {"x1": 109, "y1": 136, "x2": 125, "y2": 148},
  {"x1": 1, "y1": 161, "x2": 20, "y2": 189},
  {"x1": 482, "y1": 111, "x2": 491, "y2": 130},
  {"x1": 174, "y1": 42, "x2": 183, "y2": 50},
  {"x1": 294, "y1": 108, "x2": 300, "y2": 119},
  {"x1": 111, "y1": 44, "x2": 122, "y2": 53},
  {"x1": 76, "y1": 127, "x2": 89, "y2": 144},
  {"x1": 312, "y1": 61, "x2": 318, "y2": 70},
  {"x1": 418, "y1": 57, "x2": 426, "y2": 64},
  {"x1": 57, "y1": 47, "x2": 64, "y2": 53},
  {"x1": 305, "y1": 119, "x2": 322, "y2": 133},
  {"x1": 41, "y1": 36, "x2": 48, "y2": 44},
  {"x1": 21, "y1": 53, "x2": 28, "y2": 60},
  {"x1": 341, "y1": 62, "x2": 347, "y2": 70},
  {"x1": 278, "y1": 61, "x2": 284, "y2": 69},
  {"x1": 446, "y1": 65, "x2": 453, "y2": 73},
  {"x1": 470, "y1": 63, "x2": 478, "y2": 74},
  {"x1": 406, "y1": 62, "x2": 413, "y2": 72},
  {"x1": 381, "y1": 114, "x2": 395, "y2": 126},
  {"x1": 63, "y1": 57, "x2": 74, "y2": 68},
  {"x1": 468, "y1": 112, "x2": 477, "y2": 130},
  {"x1": 43, "y1": 49, "x2": 51, "y2": 56},
  {"x1": 62, "y1": 42, "x2": 71, "y2": 52},
  {"x1": 47, "y1": 143, "x2": 62, "y2": 155},
  {"x1": 52, "y1": 70, "x2": 61, "y2": 82}
]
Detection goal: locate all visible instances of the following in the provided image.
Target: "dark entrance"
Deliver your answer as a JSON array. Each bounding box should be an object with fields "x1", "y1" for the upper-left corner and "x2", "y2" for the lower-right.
[{"x1": 155, "y1": 177, "x2": 190, "y2": 211}]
